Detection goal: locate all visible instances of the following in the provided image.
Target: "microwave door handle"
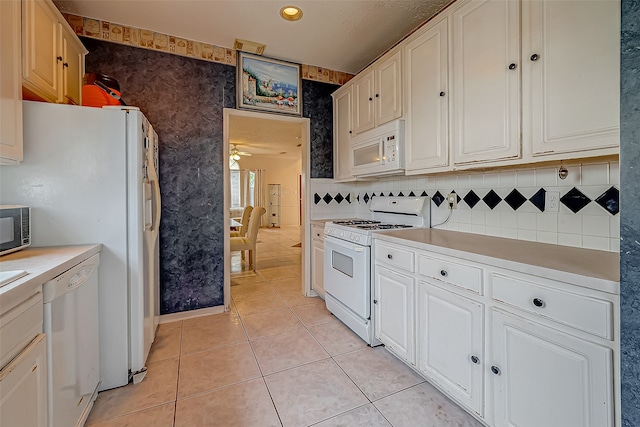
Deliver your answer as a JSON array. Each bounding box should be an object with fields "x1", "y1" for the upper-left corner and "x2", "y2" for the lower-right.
[{"x1": 379, "y1": 138, "x2": 385, "y2": 165}]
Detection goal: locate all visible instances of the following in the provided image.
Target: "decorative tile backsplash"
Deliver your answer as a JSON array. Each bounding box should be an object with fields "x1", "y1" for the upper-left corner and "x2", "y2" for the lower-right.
[
  {"x1": 63, "y1": 13, "x2": 354, "y2": 85},
  {"x1": 310, "y1": 161, "x2": 620, "y2": 252}
]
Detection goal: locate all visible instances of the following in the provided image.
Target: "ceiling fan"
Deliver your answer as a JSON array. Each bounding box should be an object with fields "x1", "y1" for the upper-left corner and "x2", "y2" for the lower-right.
[{"x1": 230, "y1": 144, "x2": 252, "y2": 160}]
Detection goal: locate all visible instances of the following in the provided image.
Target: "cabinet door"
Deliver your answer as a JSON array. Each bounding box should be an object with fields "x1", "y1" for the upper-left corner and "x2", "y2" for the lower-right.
[
  {"x1": 333, "y1": 87, "x2": 353, "y2": 180},
  {"x1": 522, "y1": 0, "x2": 620, "y2": 156},
  {"x1": 374, "y1": 265, "x2": 415, "y2": 364},
  {"x1": 491, "y1": 310, "x2": 613, "y2": 427},
  {"x1": 61, "y1": 26, "x2": 85, "y2": 105},
  {"x1": 352, "y1": 70, "x2": 375, "y2": 134},
  {"x1": 312, "y1": 238, "x2": 325, "y2": 297},
  {"x1": 375, "y1": 50, "x2": 402, "y2": 126},
  {"x1": 22, "y1": 0, "x2": 60, "y2": 102},
  {"x1": 404, "y1": 17, "x2": 449, "y2": 171},
  {"x1": 418, "y1": 282, "x2": 483, "y2": 416},
  {"x1": 0, "y1": 0, "x2": 23, "y2": 164},
  {"x1": 451, "y1": 0, "x2": 520, "y2": 165},
  {"x1": 0, "y1": 334, "x2": 47, "y2": 427}
]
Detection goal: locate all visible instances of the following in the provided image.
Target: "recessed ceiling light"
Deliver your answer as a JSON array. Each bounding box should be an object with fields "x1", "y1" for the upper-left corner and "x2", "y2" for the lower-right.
[{"x1": 280, "y1": 5, "x2": 303, "y2": 21}]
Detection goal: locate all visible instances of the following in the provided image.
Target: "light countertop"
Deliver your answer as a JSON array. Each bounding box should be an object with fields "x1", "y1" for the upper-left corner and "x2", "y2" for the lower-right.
[
  {"x1": 374, "y1": 229, "x2": 620, "y2": 294},
  {"x1": 0, "y1": 245, "x2": 103, "y2": 313}
]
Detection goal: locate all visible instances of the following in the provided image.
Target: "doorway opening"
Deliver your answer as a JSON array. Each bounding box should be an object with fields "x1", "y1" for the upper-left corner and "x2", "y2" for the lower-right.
[{"x1": 223, "y1": 108, "x2": 312, "y2": 310}]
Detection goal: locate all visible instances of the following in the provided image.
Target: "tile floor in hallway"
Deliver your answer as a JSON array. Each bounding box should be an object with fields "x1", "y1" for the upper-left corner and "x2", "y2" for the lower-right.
[{"x1": 85, "y1": 226, "x2": 483, "y2": 427}]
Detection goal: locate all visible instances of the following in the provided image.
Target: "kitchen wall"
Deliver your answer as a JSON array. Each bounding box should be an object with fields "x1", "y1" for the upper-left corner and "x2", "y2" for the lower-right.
[
  {"x1": 311, "y1": 160, "x2": 620, "y2": 252},
  {"x1": 83, "y1": 38, "x2": 336, "y2": 314}
]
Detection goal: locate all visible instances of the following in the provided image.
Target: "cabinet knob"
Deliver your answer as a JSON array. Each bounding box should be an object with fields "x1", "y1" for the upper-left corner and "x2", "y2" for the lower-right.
[
  {"x1": 532, "y1": 298, "x2": 545, "y2": 308},
  {"x1": 508, "y1": 63, "x2": 517, "y2": 70},
  {"x1": 530, "y1": 53, "x2": 540, "y2": 61},
  {"x1": 63, "y1": 62, "x2": 69, "y2": 68},
  {"x1": 439, "y1": 91, "x2": 445, "y2": 97},
  {"x1": 470, "y1": 355, "x2": 479, "y2": 364},
  {"x1": 491, "y1": 365, "x2": 501, "y2": 375},
  {"x1": 387, "y1": 254, "x2": 393, "y2": 259},
  {"x1": 373, "y1": 299, "x2": 378, "y2": 304},
  {"x1": 369, "y1": 97, "x2": 373, "y2": 101},
  {"x1": 56, "y1": 56, "x2": 63, "y2": 62},
  {"x1": 375, "y1": 94, "x2": 379, "y2": 98},
  {"x1": 349, "y1": 130, "x2": 352, "y2": 134},
  {"x1": 440, "y1": 269, "x2": 448, "y2": 277}
]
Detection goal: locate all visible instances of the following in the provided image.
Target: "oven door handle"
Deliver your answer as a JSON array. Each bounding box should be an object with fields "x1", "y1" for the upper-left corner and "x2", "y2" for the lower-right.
[{"x1": 325, "y1": 235, "x2": 365, "y2": 253}]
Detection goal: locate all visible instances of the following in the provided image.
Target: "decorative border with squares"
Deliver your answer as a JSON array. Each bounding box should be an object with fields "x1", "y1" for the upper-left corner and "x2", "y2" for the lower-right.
[
  {"x1": 62, "y1": 13, "x2": 354, "y2": 85},
  {"x1": 313, "y1": 186, "x2": 620, "y2": 216}
]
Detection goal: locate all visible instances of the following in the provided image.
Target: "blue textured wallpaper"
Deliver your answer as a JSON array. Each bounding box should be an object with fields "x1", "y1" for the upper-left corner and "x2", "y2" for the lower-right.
[
  {"x1": 83, "y1": 38, "x2": 337, "y2": 314},
  {"x1": 620, "y1": 1, "x2": 640, "y2": 425}
]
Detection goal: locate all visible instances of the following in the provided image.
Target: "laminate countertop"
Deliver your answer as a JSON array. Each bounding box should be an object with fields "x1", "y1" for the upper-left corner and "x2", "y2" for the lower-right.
[
  {"x1": 374, "y1": 229, "x2": 620, "y2": 294},
  {"x1": 0, "y1": 245, "x2": 103, "y2": 313}
]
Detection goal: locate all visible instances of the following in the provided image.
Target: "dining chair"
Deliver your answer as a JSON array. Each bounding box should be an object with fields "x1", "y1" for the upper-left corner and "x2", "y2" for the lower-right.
[
  {"x1": 230, "y1": 205, "x2": 253, "y2": 238},
  {"x1": 230, "y1": 206, "x2": 266, "y2": 268}
]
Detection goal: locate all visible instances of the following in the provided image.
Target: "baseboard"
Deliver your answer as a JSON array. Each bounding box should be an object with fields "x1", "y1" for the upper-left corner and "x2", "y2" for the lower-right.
[{"x1": 159, "y1": 305, "x2": 226, "y2": 323}]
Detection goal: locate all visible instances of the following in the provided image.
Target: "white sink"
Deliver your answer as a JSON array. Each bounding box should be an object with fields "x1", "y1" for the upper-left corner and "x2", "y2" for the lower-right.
[{"x1": 0, "y1": 270, "x2": 28, "y2": 288}]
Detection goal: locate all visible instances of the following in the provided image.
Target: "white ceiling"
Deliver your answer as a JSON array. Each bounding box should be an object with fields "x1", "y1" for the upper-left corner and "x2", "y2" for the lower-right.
[{"x1": 229, "y1": 114, "x2": 304, "y2": 159}]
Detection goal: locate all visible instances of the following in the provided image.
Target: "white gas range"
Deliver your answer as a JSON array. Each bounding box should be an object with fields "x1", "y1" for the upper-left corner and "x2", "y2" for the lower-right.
[{"x1": 323, "y1": 196, "x2": 430, "y2": 345}]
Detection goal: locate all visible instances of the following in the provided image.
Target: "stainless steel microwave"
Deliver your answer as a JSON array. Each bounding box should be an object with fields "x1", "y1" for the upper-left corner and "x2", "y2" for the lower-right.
[
  {"x1": 0, "y1": 205, "x2": 31, "y2": 256},
  {"x1": 351, "y1": 120, "x2": 405, "y2": 177}
]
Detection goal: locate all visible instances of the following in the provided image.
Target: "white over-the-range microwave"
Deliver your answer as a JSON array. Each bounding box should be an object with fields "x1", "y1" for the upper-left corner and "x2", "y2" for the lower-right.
[{"x1": 351, "y1": 119, "x2": 405, "y2": 177}]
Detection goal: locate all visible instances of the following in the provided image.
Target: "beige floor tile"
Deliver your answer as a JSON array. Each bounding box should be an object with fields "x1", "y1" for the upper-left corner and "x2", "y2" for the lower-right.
[
  {"x1": 156, "y1": 320, "x2": 182, "y2": 332},
  {"x1": 147, "y1": 326, "x2": 181, "y2": 362},
  {"x1": 178, "y1": 341, "x2": 261, "y2": 398},
  {"x1": 240, "y1": 308, "x2": 305, "y2": 339},
  {"x1": 234, "y1": 291, "x2": 288, "y2": 316},
  {"x1": 182, "y1": 312, "x2": 236, "y2": 329},
  {"x1": 334, "y1": 347, "x2": 424, "y2": 401},
  {"x1": 86, "y1": 358, "x2": 179, "y2": 424},
  {"x1": 291, "y1": 302, "x2": 339, "y2": 327},
  {"x1": 250, "y1": 329, "x2": 330, "y2": 375},
  {"x1": 256, "y1": 256, "x2": 299, "y2": 268},
  {"x1": 313, "y1": 404, "x2": 392, "y2": 427},
  {"x1": 373, "y1": 382, "x2": 484, "y2": 427},
  {"x1": 258, "y1": 266, "x2": 300, "y2": 281},
  {"x1": 308, "y1": 321, "x2": 367, "y2": 356},
  {"x1": 231, "y1": 282, "x2": 276, "y2": 300},
  {"x1": 264, "y1": 358, "x2": 368, "y2": 427},
  {"x1": 230, "y1": 273, "x2": 265, "y2": 285},
  {"x1": 276, "y1": 289, "x2": 323, "y2": 307},
  {"x1": 86, "y1": 403, "x2": 175, "y2": 427},
  {"x1": 175, "y1": 379, "x2": 281, "y2": 427},
  {"x1": 181, "y1": 316, "x2": 247, "y2": 355},
  {"x1": 269, "y1": 277, "x2": 303, "y2": 292}
]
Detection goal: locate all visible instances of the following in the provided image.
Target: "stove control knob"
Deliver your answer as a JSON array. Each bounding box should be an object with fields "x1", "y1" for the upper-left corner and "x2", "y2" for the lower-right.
[
  {"x1": 340, "y1": 232, "x2": 344, "y2": 238},
  {"x1": 355, "y1": 236, "x2": 360, "y2": 242}
]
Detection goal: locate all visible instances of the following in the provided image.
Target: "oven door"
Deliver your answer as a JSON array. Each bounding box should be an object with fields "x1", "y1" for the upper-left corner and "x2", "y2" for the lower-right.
[{"x1": 323, "y1": 235, "x2": 371, "y2": 319}]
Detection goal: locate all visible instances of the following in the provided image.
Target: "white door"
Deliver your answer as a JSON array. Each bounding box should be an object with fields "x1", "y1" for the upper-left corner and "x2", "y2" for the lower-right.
[
  {"x1": 491, "y1": 309, "x2": 613, "y2": 427},
  {"x1": 417, "y1": 281, "x2": 483, "y2": 416},
  {"x1": 404, "y1": 16, "x2": 449, "y2": 171},
  {"x1": 312, "y1": 237, "x2": 325, "y2": 297},
  {"x1": 0, "y1": 0, "x2": 22, "y2": 164},
  {"x1": 352, "y1": 70, "x2": 375, "y2": 134},
  {"x1": 333, "y1": 87, "x2": 353, "y2": 180},
  {"x1": 451, "y1": 0, "x2": 520, "y2": 165},
  {"x1": 375, "y1": 50, "x2": 403, "y2": 126},
  {"x1": 374, "y1": 265, "x2": 415, "y2": 364},
  {"x1": 522, "y1": 0, "x2": 620, "y2": 156}
]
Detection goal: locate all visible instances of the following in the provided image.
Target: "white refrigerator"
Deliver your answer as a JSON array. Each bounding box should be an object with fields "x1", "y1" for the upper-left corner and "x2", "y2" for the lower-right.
[{"x1": 0, "y1": 101, "x2": 161, "y2": 391}]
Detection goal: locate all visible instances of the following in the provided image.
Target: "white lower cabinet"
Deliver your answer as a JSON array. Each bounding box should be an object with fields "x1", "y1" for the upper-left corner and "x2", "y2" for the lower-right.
[
  {"x1": 374, "y1": 265, "x2": 415, "y2": 365},
  {"x1": 491, "y1": 309, "x2": 613, "y2": 427},
  {"x1": 311, "y1": 224, "x2": 325, "y2": 297},
  {"x1": 417, "y1": 281, "x2": 484, "y2": 416}
]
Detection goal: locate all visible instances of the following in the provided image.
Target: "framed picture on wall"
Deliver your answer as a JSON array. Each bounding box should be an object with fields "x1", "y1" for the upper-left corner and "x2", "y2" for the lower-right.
[{"x1": 237, "y1": 52, "x2": 302, "y2": 116}]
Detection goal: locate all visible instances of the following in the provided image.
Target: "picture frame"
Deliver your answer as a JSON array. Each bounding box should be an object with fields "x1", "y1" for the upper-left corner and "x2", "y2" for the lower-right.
[{"x1": 237, "y1": 52, "x2": 302, "y2": 116}]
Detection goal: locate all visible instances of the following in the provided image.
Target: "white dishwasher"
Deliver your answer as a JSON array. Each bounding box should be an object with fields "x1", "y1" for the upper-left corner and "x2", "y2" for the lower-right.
[{"x1": 43, "y1": 253, "x2": 100, "y2": 427}]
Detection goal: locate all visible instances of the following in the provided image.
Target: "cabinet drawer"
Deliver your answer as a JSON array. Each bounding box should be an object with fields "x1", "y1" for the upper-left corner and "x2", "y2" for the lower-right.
[
  {"x1": 491, "y1": 274, "x2": 613, "y2": 340},
  {"x1": 0, "y1": 292, "x2": 43, "y2": 369},
  {"x1": 375, "y1": 243, "x2": 415, "y2": 272},
  {"x1": 418, "y1": 254, "x2": 482, "y2": 294},
  {"x1": 312, "y1": 225, "x2": 325, "y2": 241}
]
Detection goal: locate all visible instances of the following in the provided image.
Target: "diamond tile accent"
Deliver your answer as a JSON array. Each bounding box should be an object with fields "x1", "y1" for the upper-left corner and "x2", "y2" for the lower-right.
[
  {"x1": 482, "y1": 190, "x2": 502, "y2": 210},
  {"x1": 432, "y1": 191, "x2": 445, "y2": 207},
  {"x1": 504, "y1": 189, "x2": 527, "y2": 211},
  {"x1": 409, "y1": 191, "x2": 416, "y2": 197},
  {"x1": 323, "y1": 193, "x2": 333, "y2": 204},
  {"x1": 356, "y1": 194, "x2": 360, "y2": 202},
  {"x1": 463, "y1": 190, "x2": 481, "y2": 208},
  {"x1": 388, "y1": 192, "x2": 394, "y2": 197},
  {"x1": 363, "y1": 193, "x2": 370, "y2": 203},
  {"x1": 560, "y1": 187, "x2": 591, "y2": 213},
  {"x1": 595, "y1": 186, "x2": 619, "y2": 215},
  {"x1": 398, "y1": 191, "x2": 405, "y2": 197},
  {"x1": 345, "y1": 193, "x2": 351, "y2": 203},
  {"x1": 334, "y1": 193, "x2": 344, "y2": 204},
  {"x1": 529, "y1": 188, "x2": 546, "y2": 212},
  {"x1": 314, "y1": 193, "x2": 321, "y2": 205},
  {"x1": 420, "y1": 191, "x2": 428, "y2": 197},
  {"x1": 379, "y1": 192, "x2": 385, "y2": 197}
]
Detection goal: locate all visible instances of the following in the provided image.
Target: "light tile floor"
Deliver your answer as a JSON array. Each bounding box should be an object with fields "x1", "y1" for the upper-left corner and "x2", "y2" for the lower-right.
[{"x1": 86, "y1": 227, "x2": 483, "y2": 427}]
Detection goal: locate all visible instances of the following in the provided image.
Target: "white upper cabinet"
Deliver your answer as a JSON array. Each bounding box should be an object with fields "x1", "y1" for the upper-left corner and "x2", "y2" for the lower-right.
[
  {"x1": 0, "y1": 0, "x2": 23, "y2": 164},
  {"x1": 61, "y1": 25, "x2": 85, "y2": 105},
  {"x1": 522, "y1": 0, "x2": 620, "y2": 157},
  {"x1": 404, "y1": 16, "x2": 450, "y2": 172},
  {"x1": 450, "y1": 0, "x2": 521, "y2": 165},
  {"x1": 332, "y1": 85, "x2": 354, "y2": 180},
  {"x1": 353, "y1": 50, "x2": 403, "y2": 135}
]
